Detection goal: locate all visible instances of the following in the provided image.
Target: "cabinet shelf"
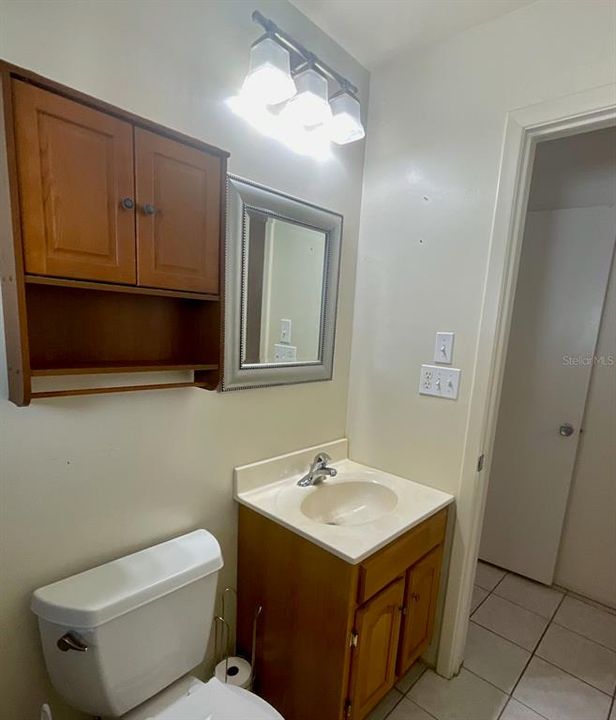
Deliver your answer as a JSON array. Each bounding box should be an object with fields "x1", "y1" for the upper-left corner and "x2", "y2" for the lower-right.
[
  {"x1": 24, "y1": 275, "x2": 220, "y2": 302},
  {"x1": 30, "y1": 362, "x2": 219, "y2": 377},
  {"x1": 30, "y1": 381, "x2": 211, "y2": 400}
]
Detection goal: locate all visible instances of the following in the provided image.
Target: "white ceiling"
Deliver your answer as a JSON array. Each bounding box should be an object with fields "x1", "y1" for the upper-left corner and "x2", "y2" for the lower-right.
[{"x1": 289, "y1": 0, "x2": 537, "y2": 69}]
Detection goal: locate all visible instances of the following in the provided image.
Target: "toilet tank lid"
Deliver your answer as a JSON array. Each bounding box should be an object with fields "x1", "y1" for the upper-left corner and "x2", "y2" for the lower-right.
[{"x1": 31, "y1": 530, "x2": 223, "y2": 628}]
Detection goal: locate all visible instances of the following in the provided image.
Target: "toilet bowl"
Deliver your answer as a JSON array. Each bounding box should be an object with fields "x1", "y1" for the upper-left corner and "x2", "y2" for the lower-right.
[
  {"x1": 124, "y1": 675, "x2": 283, "y2": 720},
  {"x1": 31, "y1": 530, "x2": 283, "y2": 719}
]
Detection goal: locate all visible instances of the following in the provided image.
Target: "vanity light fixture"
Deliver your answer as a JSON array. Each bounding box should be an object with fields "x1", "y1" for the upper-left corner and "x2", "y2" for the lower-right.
[
  {"x1": 328, "y1": 90, "x2": 366, "y2": 145},
  {"x1": 280, "y1": 67, "x2": 332, "y2": 128},
  {"x1": 229, "y1": 11, "x2": 365, "y2": 156},
  {"x1": 241, "y1": 35, "x2": 296, "y2": 106}
]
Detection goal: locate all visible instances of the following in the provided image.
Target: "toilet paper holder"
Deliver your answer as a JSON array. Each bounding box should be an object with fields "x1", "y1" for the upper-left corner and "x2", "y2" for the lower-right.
[
  {"x1": 214, "y1": 588, "x2": 262, "y2": 686},
  {"x1": 214, "y1": 587, "x2": 239, "y2": 682}
]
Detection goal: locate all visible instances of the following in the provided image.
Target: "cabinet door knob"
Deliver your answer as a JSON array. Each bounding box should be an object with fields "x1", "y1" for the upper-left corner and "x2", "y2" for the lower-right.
[
  {"x1": 411, "y1": 592, "x2": 421, "y2": 602},
  {"x1": 120, "y1": 197, "x2": 134, "y2": 210},
  {"x1": 142, "y1": 203, "x2": 156, "y2": 216},
  {"x1": 559, "y1": 423, "x2": 575, "y2": 437}
]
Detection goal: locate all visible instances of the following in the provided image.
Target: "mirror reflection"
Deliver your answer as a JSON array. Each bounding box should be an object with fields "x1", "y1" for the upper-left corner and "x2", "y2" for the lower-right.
[{"x1": 242, "y1": 210, "x2": 327, "y2": 365}]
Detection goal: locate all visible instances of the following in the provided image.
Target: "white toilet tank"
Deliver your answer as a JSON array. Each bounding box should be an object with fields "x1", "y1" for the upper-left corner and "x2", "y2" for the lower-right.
[{"x1": 31, "y1": 530, "x2": 223, "y2": 717}]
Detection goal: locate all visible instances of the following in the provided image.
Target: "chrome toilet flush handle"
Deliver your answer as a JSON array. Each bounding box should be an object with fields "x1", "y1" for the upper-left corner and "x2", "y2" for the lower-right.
[{"x1": 57, "y1": 632, "x2": 88, "y2": 652}]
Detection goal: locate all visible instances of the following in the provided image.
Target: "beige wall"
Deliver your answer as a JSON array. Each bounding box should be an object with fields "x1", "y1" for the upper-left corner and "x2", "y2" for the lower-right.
[
  {"x1": 0, "y1": 2, "x2": 368, "y2": 718},
  {"x1": 556, "y1": 252, "x2": 616, "y2": 608},
  {"x1": 347, "y1": 0, "x2": 615, "y2": 670}
]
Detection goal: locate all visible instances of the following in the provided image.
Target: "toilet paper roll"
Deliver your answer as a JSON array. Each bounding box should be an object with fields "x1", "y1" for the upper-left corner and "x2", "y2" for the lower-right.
[{"x1": 215, "y1": 656, "x2": 252, "y2": 689}]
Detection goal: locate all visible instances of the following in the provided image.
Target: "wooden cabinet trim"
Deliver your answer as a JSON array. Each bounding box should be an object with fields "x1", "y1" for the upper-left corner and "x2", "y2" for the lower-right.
[
  {"x1": 358, "y1": 509, "x2": 447, "y2": 604},
  {"x1": 24, "y1": 273, "x2": 220, "y2": 301},
  {"x1": 0, "y1": 71, "x2": 31, "y2": 405}
]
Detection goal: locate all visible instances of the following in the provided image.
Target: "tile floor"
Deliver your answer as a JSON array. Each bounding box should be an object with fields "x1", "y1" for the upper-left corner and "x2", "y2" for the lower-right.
[{"x1": 367, "y1": 561, "x2": 616, "y2": 720}]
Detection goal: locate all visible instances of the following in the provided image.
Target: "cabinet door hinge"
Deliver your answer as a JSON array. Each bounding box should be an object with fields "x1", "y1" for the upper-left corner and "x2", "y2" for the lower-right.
[
  {"x1": 349, "y1": 631, "x2": 359, "y2": 648},
  {"x1": 477, "y1": 454, "x2": 485, "y2": 471},
  {"x1": 344, "y1": 700, "x2": 352, "y2": 719}
]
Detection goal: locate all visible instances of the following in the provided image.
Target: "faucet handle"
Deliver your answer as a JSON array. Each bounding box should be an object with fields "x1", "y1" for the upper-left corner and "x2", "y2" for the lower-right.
[{"x1": 313, "y1": 452, "x2": 332, "y2": 468}]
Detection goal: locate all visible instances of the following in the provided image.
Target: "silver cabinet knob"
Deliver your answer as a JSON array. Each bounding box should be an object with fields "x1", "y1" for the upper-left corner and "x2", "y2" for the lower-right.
[
  {"x1": 120, "y1": 197, "x2": 134, "y2": 210},
  {"x1": 559, "y1": 423, "x2": 575, "y2": 437},
  {"x1": 142, "y1": 203, "x2": 156, "y2": 216}
]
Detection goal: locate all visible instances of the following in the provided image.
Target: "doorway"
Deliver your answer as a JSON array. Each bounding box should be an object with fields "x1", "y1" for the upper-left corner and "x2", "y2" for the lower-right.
[
  {"x1": 436, "y1": 84, "x2": 615, "y2": 684},
  {"x1": 479, "y1": 127, "x2": 616, "y2": 594}
]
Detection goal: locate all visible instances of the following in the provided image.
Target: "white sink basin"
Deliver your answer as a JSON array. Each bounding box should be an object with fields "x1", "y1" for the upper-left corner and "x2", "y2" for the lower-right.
[
  {"x1": 300, "y1": 481, "x2": 398, "y2": 526},
  {"x1": 235, "y1": 443, "x2": 454, "y2": 564}
]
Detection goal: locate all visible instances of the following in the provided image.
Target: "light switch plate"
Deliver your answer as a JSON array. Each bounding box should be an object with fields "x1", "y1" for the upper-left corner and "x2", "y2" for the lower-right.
[
  {"x1": 419, "y1": 364, "x2": 460, "y2": 399},
  {"x1": 434, "y1": 332, "x2": 454, "y2": 364},
  {"x1": 280, "y1": 319, "x2": 292, "y2": 344}
]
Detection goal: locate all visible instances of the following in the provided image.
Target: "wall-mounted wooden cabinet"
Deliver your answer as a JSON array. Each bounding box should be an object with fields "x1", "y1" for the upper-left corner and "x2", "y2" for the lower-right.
[
  {"x1": 0, "y1": 62, "x2": 229, "y2": 405},
  {"x1": 237, "y1": 506, "x2": 448, "y2": 720},
  {"x1": 134, "y1": 127, "x2": 221, "y2": 294}
]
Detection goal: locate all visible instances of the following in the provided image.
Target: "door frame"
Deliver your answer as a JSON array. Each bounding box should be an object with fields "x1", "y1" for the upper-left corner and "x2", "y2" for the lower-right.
[{"x1": 437, "y1": 83, "x2": 616, "y2": 678}]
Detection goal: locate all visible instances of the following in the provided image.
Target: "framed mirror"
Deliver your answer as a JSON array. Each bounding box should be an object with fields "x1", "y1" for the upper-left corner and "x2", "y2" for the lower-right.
[{"x1": 224, "y1": 176, "x2": 342, "y2": 391}]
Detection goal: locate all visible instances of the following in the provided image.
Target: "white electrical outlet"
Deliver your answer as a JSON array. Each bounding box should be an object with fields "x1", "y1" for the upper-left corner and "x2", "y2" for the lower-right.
[
  {"x1": 280, "y1": 319, "x2": 292, "y2": 344},
  {"x1": 274, "y1": 343, "x2": 297, "y2": 362},
  {"x1": 434, "y1": 331, "x2": 454, "y2": 364},
  {"x1": 419, "y1": 364, "x2": 461, "y2": 399}
]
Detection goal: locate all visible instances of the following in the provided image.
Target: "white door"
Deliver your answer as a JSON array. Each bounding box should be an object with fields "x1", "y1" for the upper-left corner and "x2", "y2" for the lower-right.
[{"x1": 480, "y1": 206, "x2": 615, "y2": 584}]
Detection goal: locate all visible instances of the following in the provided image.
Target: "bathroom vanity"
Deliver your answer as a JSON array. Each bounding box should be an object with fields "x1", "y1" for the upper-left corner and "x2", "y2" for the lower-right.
[{"x1": 235, "y1": 441, "x2": 453, "y2": 720}]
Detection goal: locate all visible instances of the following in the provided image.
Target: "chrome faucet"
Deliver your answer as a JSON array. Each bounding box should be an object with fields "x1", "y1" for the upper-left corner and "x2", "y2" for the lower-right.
[{"x1": 297, "y1": 452, "x2": 338, "y2": 487}]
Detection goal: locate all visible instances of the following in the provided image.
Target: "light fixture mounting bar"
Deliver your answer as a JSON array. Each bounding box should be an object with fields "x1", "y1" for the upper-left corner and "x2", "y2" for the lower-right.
[{"x1": 251, "y1": 10, "x2": 359, "y2": 97}]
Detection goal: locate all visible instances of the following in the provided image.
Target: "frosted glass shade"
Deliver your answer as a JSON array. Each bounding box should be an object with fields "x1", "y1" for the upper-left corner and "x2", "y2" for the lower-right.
[
  {"x1": 328, "y1": 92, "x2": 365, "y2": 144},
  {"x1": 241, "y1": 37, "x2": 296, "y2": 106},
  {"x1": 280, "y1": 68, "x2": 332, "y2": 128}
]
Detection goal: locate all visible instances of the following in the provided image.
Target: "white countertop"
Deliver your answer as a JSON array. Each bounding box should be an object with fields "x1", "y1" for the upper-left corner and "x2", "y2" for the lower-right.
[{"x1": 234, "y1": 441, "x2": 454, "y2": 565}]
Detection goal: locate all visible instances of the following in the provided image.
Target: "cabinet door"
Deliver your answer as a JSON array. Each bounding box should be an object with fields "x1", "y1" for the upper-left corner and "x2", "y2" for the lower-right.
[
  {"x1": 12, "y1": 80, "x2": 136, "y2": 283},
  {"x1": 397, "y1": 545, "x2": 443, "y2": 677},
  {"x1": 135, "y1": 128, "x2": 221, "y2": 293},
  {"x1": 349, "y1": 578, "x2": 404, "y2": 720}
]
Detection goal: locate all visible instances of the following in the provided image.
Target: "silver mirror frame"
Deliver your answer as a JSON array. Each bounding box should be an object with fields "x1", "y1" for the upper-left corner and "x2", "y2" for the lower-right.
[{"x1": 223, "y1": 175, "x2": 342, "y2": 391}]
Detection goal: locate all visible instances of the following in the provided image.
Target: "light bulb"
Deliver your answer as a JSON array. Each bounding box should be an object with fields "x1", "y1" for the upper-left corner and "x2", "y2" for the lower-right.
[
  {"x1": 327, "y1": 92, "x2": 365, "y2": 145},
  {"x1": 241, "y1": 36, "x2": 296, "y2": 106},
  {"x1": 280, "y1": 68, "x2": 332, "y2": 128}
]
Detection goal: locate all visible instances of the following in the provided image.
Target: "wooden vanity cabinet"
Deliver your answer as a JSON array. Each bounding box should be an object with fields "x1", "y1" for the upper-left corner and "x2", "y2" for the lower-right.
[
  {"x1": 237, "y1": 506, "x2": 448, "y2": 720},
  {"x1": 0, "y1": 61, "x2": 228, "y2": 404}
]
